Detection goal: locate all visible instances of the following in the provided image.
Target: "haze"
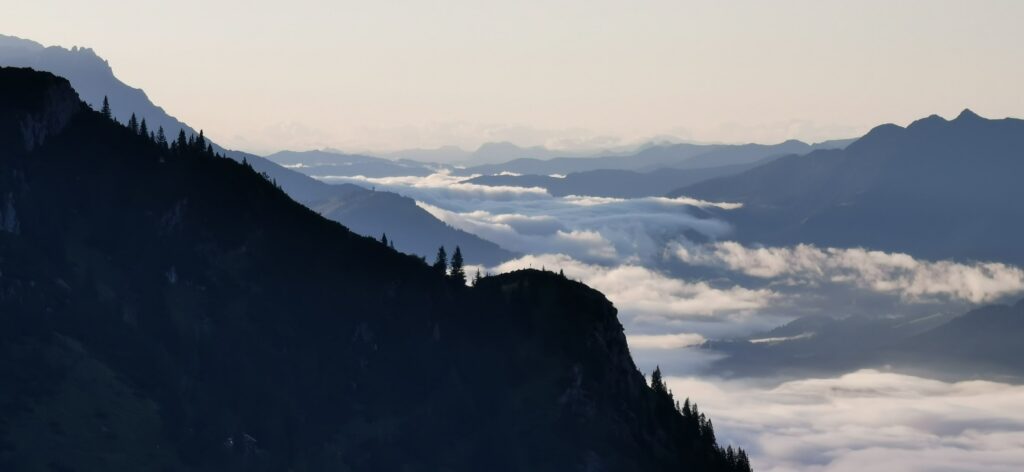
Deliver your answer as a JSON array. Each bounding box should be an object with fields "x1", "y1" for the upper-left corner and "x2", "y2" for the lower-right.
[{"x1": 6, "y1": 0, "x2": 1024, "y2": 154}]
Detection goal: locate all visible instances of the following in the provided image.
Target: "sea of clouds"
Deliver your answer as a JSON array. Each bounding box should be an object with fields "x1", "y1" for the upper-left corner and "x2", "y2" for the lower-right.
[
  {"x1": 665, "y1": 370, "x2": 1024, "y2": 472},
  {"x1": 315, "y1": 169, "x2": 1024, "y2": 471}
]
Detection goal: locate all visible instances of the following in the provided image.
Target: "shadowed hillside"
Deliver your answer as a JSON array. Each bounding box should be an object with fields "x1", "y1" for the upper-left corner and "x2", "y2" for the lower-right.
[
  {"x1": 676, "y1": 110, "x2": 1024, "y2": 265},
  {"x1": 0, "y1": 67, "x2": 750, "y2": 471},
  {"x1": 0, "y1": 35, "x2": 514, "y2": 265}
]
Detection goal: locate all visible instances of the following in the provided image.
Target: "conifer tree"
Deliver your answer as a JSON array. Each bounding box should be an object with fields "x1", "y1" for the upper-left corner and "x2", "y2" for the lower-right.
[
  {"x1": 197, "y1": 130, "x2": 206, "y2": 151},
  {"x1": 449, "y1": 246, "x2": 466, "y2": 284},
  {"x1": 380, "y1": 233, "x2": 388, "y2": 246},
  {"x1": 473, "y1": 269, "x2": 482, "y2": 286},
  {"x1": 176, "y1": 130, "x2": 188, "y2": 151},
  {"x1": 432, "y1": 246, "x2": 448, "y2": 275},
  {"x1": 101, "y1": 96, "x2": 111, "y2": 119},
  {"x1": 736, "y1": 449, "x2": 751, "y2": 471},
  {"x1": 156, "y1": 127, "x2": 167, "y2": 148},
  {"x1": 651, "y1": 366, "x2": 668, "y2": 396},
  {"x1": 139, "y1": 118, "x2": 148, "y2": 138},
  {"x1": 128, "y1": 113, "x2": 139, "y2": 134}
]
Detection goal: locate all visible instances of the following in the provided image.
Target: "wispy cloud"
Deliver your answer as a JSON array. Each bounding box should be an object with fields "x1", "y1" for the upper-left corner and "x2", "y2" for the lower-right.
[
  {"x1": 488, "y1": 254, "x2": 776, "y2": 321},
  {"x1": 321, "y1": 170, "x2": 550, "y2": 200},
  {"x1": 672, "y1": 241, "x2": 1024, "y2": 303},
  {"x1": 628, "y1": 332, "x2": 707, "y2": 349}
]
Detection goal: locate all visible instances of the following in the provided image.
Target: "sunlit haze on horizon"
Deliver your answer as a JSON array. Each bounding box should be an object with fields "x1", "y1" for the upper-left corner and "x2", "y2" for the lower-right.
[{"x1": 6, "y1": 0, "x2": 1024, "y2": 155}]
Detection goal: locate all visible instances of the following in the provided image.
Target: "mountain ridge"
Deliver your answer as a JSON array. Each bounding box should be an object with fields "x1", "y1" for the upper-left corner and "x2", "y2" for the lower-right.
[
  {"x1": 675, "y1": 109, "x2": 1024, "y2": 265},
  {"x1": 0, "y1": 66, "x2": 750, "y2": 472},
  {"x1": 0, "y1": 35, "x2": 513, "y2": 265}
]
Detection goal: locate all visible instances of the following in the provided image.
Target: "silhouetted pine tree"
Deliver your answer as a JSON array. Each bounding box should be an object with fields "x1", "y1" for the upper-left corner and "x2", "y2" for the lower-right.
[
  {"x1": 128, "y1": 113, "x2": 139, "y2": 134},
  {"x1": 473, "y1": 269, "x2": 482, "y2": 286},
  {"x1": 176, "y1": 130, "x2": 188, "y2": 153},
  {"x1": 139, "y1": 118, "x2": 148, "y2": 138},
  {"x1": 651, "y1": 366, "x2": 669, "y2": 397},
  {"x1": 449, "y1": 246, "x2": 466, "y2": 284},
  {"x1": 736, "y1": 449, "x2": 751, "y2": 471},
  {"x1": 432, "y1": 246, "x2": 448, "y2": 276},
  {"x1": 156, "y1": 126, "x2": 167, "y2": 148},
  {"x1": 101, "y1": 96, "x2": 111, "y2": 119},
  {"x1": 380, "y1": 233, "x2": 388, "y2": 246}
]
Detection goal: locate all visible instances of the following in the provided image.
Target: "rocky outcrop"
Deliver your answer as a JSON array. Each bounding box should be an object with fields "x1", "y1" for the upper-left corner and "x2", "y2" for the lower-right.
[{"x1": 0, "y1": 67, "x2": 82, "y2": 152}]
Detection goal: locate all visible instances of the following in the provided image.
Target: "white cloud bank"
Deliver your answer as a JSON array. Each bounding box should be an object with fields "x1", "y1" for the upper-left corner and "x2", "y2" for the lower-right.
[
  {"x1": 627, "y1": 332, "x2": 707, "y2": 349},
  {"x1": 488, "y1": 254, "x2": 775, "y2": 321},
  {"x1": 667, "y1": 370, "x2": 1024, "y2": 472},
  {"x1": 321, "y1": 170, "x2": 550, "y2": 200},
  {"x1": 673, "y1": 242, "x2": 1024, "y2": 304}
]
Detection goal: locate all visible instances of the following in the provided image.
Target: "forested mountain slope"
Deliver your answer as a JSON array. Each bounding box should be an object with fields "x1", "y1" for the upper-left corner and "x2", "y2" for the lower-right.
[{"x1": 0, "y1": 67, "x2": 750, "y2": 471}]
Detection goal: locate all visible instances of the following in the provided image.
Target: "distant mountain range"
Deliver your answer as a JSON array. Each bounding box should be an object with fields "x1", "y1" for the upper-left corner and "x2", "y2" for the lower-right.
[
  {"x1": 266, "y1": 150, "x2": 434, "y2": 178},
  {"x1": 380, "y1": 141, "x2": 615, "y2": 165},
  {"x1": 0, "y1": 66, "x2": 750, "y2": 471},
  {"x1": 677, "y1": 110, "x2": 1024, "y2": 265},
  {"x1": 457, "y1": 139, "x2": 852, "y2": 177},
  {"x1": 0, "y1": 34, "x2": 512, "y2": 265},
  {"x1": 460, "y1": 139, "x2": 852, "y2": 198}
]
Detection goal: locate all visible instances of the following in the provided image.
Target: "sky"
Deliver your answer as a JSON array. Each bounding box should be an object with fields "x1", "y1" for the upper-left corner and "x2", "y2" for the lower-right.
[{"x1": 5, "y1": 1, "x2": 1024, "y2": 154}]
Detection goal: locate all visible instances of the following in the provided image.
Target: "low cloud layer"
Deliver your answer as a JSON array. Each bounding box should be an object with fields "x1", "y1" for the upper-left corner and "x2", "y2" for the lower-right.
[
  {"x1": 323, "y1": 170, "x2": 549, "y2": 200},
  {"x1": 673, "y1": 241, "x2": 1024, "y2": 304},
  {"x1": 488, "y1": 254, "x2": 776, "y2": 322},
  {"x1": 666, "y1": 370, "x2": 1024, "y2": 472},
  {"x1": 627, "y1": 332, "x2": 707, "y2": 349}
]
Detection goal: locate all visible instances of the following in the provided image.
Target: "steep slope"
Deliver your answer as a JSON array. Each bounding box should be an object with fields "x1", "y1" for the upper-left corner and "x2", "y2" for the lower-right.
[
  {"x1": 0, "y1": 34, "x2": 513, "y2": 265},
  {"x1": 0, "y1": 68, "x2": 750, "y2": 471},
  {"x1": 0, "y1": 34, "x2": 195, "y2": 143},
  {"x1": 677, "y1": 110, "x2": 1024, "y2": 265},
  {"x1": 306, "y1": 185, "x2": 516, "y2": 265}
]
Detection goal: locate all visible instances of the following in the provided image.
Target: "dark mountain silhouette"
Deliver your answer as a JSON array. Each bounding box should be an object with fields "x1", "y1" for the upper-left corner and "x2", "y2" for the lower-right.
[
  {"x1": 0, "y1": 34, "x2": 513, "y2": 265},
  {"x1": 0, "y1": 67, "x2": 750, "y2": 471},
  {"x1": 459, "y1": 139, "x2": 850, "y2": 177},
  {"x1": 676, "y1": 110, "x2": 1024, "y2": 265},
  {"x1": 0, "y1": 34, "x2": 195, "y2": 144}
]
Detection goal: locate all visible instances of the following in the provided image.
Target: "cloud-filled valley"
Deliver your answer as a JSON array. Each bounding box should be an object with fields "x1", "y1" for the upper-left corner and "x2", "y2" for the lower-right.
[
  {"x1": 8, "y1": 10, "x2": 1024, "y2": 470},
  {"x1": 306, "y1": 164, "x2": 1024, "y2": 471}
]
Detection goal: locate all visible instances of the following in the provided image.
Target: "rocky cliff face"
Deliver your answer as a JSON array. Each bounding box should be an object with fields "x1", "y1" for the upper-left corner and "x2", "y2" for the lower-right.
[{"x1": 0, "y1": 68, "x2": 82, "y2": 152}]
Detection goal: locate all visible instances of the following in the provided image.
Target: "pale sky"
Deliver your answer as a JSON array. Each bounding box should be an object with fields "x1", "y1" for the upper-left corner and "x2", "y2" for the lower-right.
[{"x1": 5, "y1": 0, "x2": 1024, "y2": 154}]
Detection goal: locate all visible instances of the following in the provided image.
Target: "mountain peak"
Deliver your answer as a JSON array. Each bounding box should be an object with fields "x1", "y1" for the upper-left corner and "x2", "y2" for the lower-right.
[
  {"x1": 954, "y1": 108, "x2": 983, "y2": 122},
  {"x1": 907, "y1": 113, "x2": 948, "y2": 130}
]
